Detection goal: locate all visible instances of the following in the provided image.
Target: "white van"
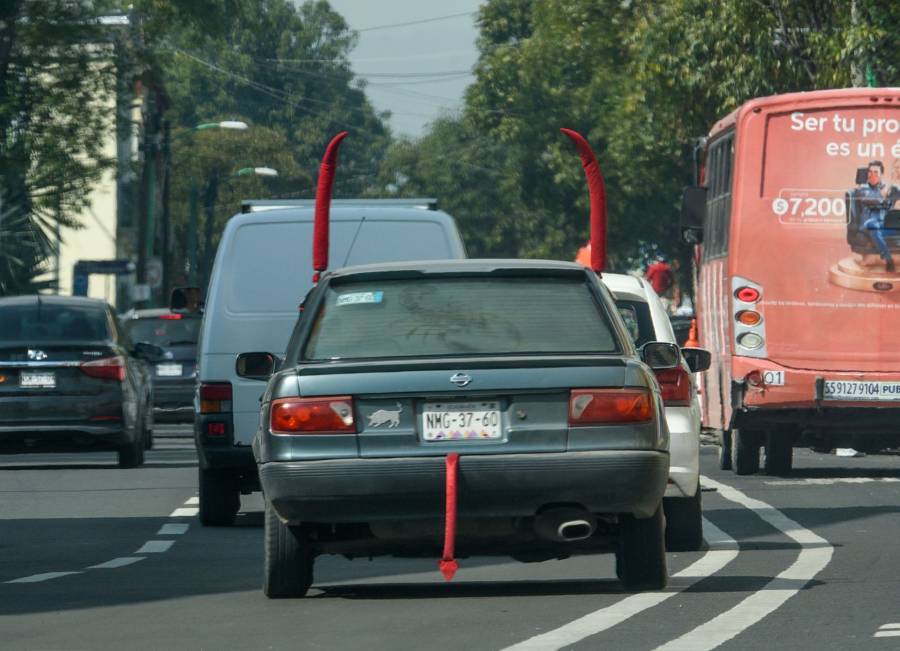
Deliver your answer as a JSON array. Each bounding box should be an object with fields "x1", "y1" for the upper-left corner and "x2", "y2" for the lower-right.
[{"x1": 193, "y1": 199, "x2": 466, "y2": 525}]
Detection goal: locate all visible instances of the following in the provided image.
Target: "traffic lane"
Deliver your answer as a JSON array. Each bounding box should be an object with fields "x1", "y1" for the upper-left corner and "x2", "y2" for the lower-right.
[
  {"x1": 0, "y1": 442, "x2": 198, "y2": 585},
  {"x1": 699, "y1": 445, "x2": 900, "y2": 650}
]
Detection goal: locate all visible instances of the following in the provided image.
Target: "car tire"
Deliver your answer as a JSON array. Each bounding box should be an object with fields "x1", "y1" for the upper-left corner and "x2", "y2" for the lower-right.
[
  {"x1": 731, "y1": 428, "x2": 760, "y2": 475},
  {"x1": 263, "y1": 501, "x2": 314, "y2": 598},
  {"x1": 199, "y1": 467, "x2": 240, "y2": 526},
  {"x1": 143, "y1": 402, "x2": 155, "y2": 450},
  {"x1": 616, "y1": 504, "x2": 667, "y2": 591},
  {"x1": 718, "y1": 429, "x2": 733, "y2": 470},
  {"x1": 764, "y1": 433, "x2": 793, "y2": 475},
  {"x1": 664, "y1": 485, "x2": 703, "y2": 552},
  {"x1": 117, "y1": 433, "x2": 144, "y2": 468}
]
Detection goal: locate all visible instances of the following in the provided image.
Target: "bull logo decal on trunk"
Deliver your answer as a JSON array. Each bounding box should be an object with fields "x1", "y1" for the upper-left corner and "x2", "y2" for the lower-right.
[
  {"x1": 27, "y1": 349, "x2": 48, "y2": 361},
  {"x1": 368, "y1": 403, "x2": 403, "y2": 428}
]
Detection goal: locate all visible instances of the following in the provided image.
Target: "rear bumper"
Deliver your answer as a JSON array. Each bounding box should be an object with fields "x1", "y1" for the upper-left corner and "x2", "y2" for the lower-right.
[
  {"x1": 260, "y1": 450, "x2": 669, "y2": 525},
  {"x1": 0, "y1": 423, "x2": 127, "y2": 452},
  {"x1": 152, "y1": 382, "x2": 194, "y2": 410}
]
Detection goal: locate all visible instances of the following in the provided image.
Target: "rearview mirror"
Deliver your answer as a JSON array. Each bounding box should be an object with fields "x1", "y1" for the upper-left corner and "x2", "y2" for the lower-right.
[
  {"x1": 640, "y1": 342, "x2": 680, "y2": 370},
  {"x1": 681, "y1": 347, "x2": 711, "y2": 373},
  {"x1": 236, "y1": 352, "x2": 280, "y2": 381},
  {"x1": 680, "y1": 186, "x2": 706, "y2": 244}
]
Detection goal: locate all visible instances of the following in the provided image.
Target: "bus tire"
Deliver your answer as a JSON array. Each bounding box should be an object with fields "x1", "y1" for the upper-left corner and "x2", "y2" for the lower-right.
[
  {"x1": 731, "y1": 428, "x2": 760, "y2": 475},
  {"x1": 764, "y1": 434, "x2": 793, "y2": 475},
  {"x1": 718, "y1": 429, "x2": 732, "y2": 470}
]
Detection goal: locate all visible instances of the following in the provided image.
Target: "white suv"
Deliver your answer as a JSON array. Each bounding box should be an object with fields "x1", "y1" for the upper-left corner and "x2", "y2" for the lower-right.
[{"x1": 601, "y1": 273, "x2": 709, "y2": 551}]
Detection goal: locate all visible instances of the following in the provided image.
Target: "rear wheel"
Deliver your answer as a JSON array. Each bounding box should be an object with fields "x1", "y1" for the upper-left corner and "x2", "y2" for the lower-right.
[
  {"x1": 731, "y1": 428, "x2": 760, "y2": 475},
  {"x1": 616, "y1": 504, "x2": 667, "y2": 591},
  {"x1": 263, "y1": 501, "x2": 314, "y2": 598},
  {"x1": 664, "y1": 484, "x2": 703, "y2": 552},
  {"x1": 764, "y1": 433, "x2": 793, "y2": 475},
  {"x1": 199, "y1": 467, "x2": 240, "y2": 526},
  {"x1": 117, "y1": 434, "x2": 144, "y2": 468},
  {"x1": 143, "y1": 402, "x2": 155, "y2": 450},
  {"x1": 718, "y1": 429, "x2": 733, "y2": 470}
]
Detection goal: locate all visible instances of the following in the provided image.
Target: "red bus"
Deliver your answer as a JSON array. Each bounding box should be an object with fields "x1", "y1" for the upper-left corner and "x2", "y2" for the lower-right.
[{"x1": 681, "y1": 87, "x2": 900, "y2": 475}]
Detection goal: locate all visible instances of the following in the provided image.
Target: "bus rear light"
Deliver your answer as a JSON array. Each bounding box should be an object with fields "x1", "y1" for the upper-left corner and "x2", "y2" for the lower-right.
[
  {"x1": 736, "y1": 310, "x2": 761, "y2": 326},
  {"x1": 738, "y1": 332, "x2": 764, "y2": 349},
  {"x1": 200, "y1": 382, "x2": 232, "y2": 414},
  {"x1": 568, "y1": 389, "x2": 653, "y2": 425},
  {"x1": 746, "y1": 370, "x2": 764, "y2": 387},
  {"x1": 80, "y1": 356, "x2": 126, "y2": 382},
  {"x1": 654, "y1": 367, "x2": 692, "y2": 406},
  {"x1": 270, "y1": 396, "x2": 355, "y2": 434},
  {"x1": 735, "y1": 286, "x2": 760, "y2": 302}
]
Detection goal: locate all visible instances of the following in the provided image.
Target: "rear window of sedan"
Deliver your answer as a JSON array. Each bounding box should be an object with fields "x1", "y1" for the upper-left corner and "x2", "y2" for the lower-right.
[
  {"x1": 303, "y1": 276, "x2": 619, "y2": 360},
  {"x1": 0, "y1": 304, "x2": 109, "y2": 342},
  {"x1": 125, "y1": 316, "x2": 201, "y2": 346}
]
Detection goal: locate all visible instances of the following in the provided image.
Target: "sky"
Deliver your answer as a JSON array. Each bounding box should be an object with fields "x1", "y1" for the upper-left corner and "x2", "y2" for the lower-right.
[{"x1": 325, "y1": 1, "x2": 483, "y2": 138}]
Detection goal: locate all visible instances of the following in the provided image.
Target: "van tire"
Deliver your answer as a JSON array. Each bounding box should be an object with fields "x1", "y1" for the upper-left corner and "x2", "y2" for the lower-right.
[
  {"x1": 616, "y1": 504, "x2": 667, "y2": 591},
  {"x1": 263, "y1": 501, "x2": 314, "y2": 598},
  {"x1": 764, "y1": 433, "x2": 793, "y2": 475},
  {"x1": 731, "y1": 428, "x2": 760, "y2": 475},
  {"x1": 718, "y1": 429, "x2": 732, "y2": 470},
  {"x1": 199, "y1": 467, "x2": 240, "y2": 526},
  {"x1": 117, "y1": 436, "x2": 144, "y2": 468},
  {"x1": 664, "y1": 485, "x2": 703, "y2": 552}
]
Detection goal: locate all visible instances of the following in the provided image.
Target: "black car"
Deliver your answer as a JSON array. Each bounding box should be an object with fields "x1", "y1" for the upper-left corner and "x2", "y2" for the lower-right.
[
  {"x1": 121, "y1": 308, "x2": 200, "y2": 423},
  {"x1": 0, "y1": 295, "x2": 160, "y2": 467}
]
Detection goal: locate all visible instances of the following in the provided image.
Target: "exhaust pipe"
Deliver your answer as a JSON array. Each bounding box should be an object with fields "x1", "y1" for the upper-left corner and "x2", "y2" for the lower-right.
[{"x1": 535, "y1": 507, "x2": 596, "y2": 542}]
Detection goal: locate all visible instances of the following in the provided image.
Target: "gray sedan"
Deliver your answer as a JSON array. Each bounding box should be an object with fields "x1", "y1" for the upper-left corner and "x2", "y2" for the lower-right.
[{"x1": 242, "y1": 259, "x2": 678, "y2": 597}]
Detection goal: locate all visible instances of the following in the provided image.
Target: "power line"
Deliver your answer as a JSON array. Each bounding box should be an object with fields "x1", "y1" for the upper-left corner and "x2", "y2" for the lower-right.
[{"x1": 356, "y1": 11, "x2": 476, "y2": 33}]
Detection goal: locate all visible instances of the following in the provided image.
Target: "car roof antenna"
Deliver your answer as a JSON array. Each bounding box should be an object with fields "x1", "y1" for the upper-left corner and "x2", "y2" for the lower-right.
[
  {"x1": 561, "y1": 128, "x2": 607, "y2": 275},
  {"x1": 312, "y1": 131, "x2": 349, "y2": 284}
]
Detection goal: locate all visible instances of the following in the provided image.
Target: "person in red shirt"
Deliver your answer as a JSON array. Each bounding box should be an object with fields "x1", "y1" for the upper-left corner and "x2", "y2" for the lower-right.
[{"x1": 645, "y1": 257, "x2": 674, "y2": 296}]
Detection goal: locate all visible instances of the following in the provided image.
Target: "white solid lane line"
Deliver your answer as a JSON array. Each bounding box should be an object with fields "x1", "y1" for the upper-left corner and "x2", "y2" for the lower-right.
[
  {"x1": 169, "y1": 507, "x2": 199, "y2": 517},
  {"x1": 89, "y1": 557, "x2": 145, "y2": 569},
  {"x1": 501, "y1": 519, "x2": 739, "y2": 651},
  {"x1": 654, "y1": 475, "x2": 834, "y2": 651},
  {"x1": 6, "y1": 572, "x2": 82, "y2": 584},
  {"x1": 157, "y1": 523, "x2": 190, "y2": 535},
  {"x1": 135, "y1": 540, "x2": 175, "y2": 554}
]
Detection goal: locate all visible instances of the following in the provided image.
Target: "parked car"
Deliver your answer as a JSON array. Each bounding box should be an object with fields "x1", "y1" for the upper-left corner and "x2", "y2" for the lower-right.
[
  {"x1": 600, "y1": 273, "x2": 711, "y2": 551},
  {"x1": 121, "y1": 308, "x2": 200, "y2": 423},
  {"x1": 242, "y1": 259, "x2": 678, "y2": 597},
  {"x1": 194, "y1": 199, "x2": 467, "y2": 526},
  {"x1": 0, "y1": 295, "x2": 160, "y2": 467}
]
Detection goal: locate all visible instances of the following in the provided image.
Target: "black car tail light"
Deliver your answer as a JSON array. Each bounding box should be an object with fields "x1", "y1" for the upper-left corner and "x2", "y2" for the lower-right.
[
  {"x1": 199, "y1": 382, "x2": 232, "y2": 414},
  {"x1": 80, "y1": 356, "x2": 126, "y2": 382},
  {"x1": 270, "y1": 396, "x2": 355, "y2": 434},
  {"x1": 568, "y1": 389, "x2": 653, "y2": 425}
]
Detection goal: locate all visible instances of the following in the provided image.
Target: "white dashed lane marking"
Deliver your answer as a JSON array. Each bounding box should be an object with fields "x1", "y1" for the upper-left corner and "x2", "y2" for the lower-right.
[
  {"x1": 875, "y1": 623, "x2": 900, "y2": 638},
  {"x1": 89, "y1": 557, "x2": 145, "y2": 569},
  {"x1": 184, "y1": 496, "x2": 199, "y2": 505},
  {"x1": 6, "y1": 571, "x2": 82, "y2": 584},
  {"x1": 502, "y1": 518, "x2": 739, "y2": 650},
  {"x1": 136, "y1": 540, "x2": 176, "y2": 554},
  {"x1": 169, "y1": 507, "x2": 199, "y2": 517},
  {"x1": 157, "y1": 523, "x2": 190, "y2": 535}
]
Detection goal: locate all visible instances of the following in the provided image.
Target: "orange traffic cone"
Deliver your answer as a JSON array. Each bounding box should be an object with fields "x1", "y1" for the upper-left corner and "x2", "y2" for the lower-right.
[{"x1": 684, "y1": 319, "x2": 699, "y2": 348}]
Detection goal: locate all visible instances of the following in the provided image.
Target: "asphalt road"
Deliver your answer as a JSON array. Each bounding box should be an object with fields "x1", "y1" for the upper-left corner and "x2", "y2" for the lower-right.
[{"x1": 2, "y1": 426, "x2": 899, "y2": 650}]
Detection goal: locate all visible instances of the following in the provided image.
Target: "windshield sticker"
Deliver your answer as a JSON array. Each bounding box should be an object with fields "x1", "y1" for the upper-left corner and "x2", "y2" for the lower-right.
[{"x1": 336, "y1": 291, "x2": 384, "y2": 306}]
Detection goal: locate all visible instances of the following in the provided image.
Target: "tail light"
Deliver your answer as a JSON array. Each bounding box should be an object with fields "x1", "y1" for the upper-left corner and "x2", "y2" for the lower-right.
[
  {"x1": 80, "y1": 356, "x2": 126, "y2": 382},
  {"x1": 159, "y1": 313, "x2": 183, "y2": 320},
  {"x1": 735, "y1": 286, "x2": 760, "y2": 302},
  {"x1": 568, "y1": 389, "x2": 653, "y2": 425},
  {"x1": 200, "y1": 382, "x2": 232, "y2": 414},
  {"x1": 736, "y1": 310, "x2": 761, "y2": 326},
  {"x1": 654, "y1": 366, "x2": 691, "y2": 406},
  {"x1": 270, "y1": 396, "x2": 355, "y2": 434},
  {"x1": 746, "y1": 370, "x2": 764, "y2": 387}
]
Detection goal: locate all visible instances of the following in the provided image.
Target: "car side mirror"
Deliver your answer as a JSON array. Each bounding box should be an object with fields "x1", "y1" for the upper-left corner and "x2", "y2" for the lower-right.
[
  {"x1": 680, "y1": 186, "x2": 706, "y2": 244},
  {"x1": 133, "y1": 341, "x2": 165, "y2": 362},
  {"x1": 681, "y1": 347, "x2": 711, "y2": 373},
  {"x1": 236, "y1": 352, "x2": 280, "y2": 381},
  {"x1": 640, "y1": 342, "x2": 680, "y2": 370}
]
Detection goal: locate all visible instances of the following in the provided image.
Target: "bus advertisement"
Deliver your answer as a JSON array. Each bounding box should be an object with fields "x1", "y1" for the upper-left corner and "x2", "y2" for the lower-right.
[{"x1": 681, "y1": 87, "x2": 900, "y2": 476}]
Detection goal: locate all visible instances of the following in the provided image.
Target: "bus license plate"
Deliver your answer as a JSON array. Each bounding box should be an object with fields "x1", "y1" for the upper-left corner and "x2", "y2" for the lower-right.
[
  {"x1": 20, "y1": 371, "x2": 56, "y2": 388},
  {"x1": 422, "y1": 401, "x2": 501, "y2": 441},
  {"x1": 823, "y1": 380, "x2": 900, "y2": 401}
]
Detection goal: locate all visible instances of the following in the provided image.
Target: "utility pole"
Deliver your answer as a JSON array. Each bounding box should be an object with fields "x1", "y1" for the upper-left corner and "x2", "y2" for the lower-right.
[
  {"x1": 161, "y1": 120, "x2": 172, "y2": 300},
  {"x1": 201, "y1": 173, "x2": 219, "y2": 293}
]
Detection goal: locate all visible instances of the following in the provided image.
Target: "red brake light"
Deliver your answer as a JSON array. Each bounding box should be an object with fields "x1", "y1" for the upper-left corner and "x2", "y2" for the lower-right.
[
  {"x1": 200, "y1": 382, "x2": 232, "y2": 414},
  {"x1": 159, "y1": 313, "x2": 183, "y2": 320},
  {"x1": 270, "y1": 396, "x2": 355, "y2": 434},
  {"x1": 746, "y1": 370, "x2": 764, "y2": 387},
  {"x1": 654, "y1": 366, "x2": 691, "y2": 406},
  {"x1": 568, "y1": 389, "x2": 653, "y2": 425},
  {"x1": 735, "y1": 286, "x2": 760, "y2": 302},
  {"x1": 80, "y1": 356, "x2": 126, "y2": 382}
]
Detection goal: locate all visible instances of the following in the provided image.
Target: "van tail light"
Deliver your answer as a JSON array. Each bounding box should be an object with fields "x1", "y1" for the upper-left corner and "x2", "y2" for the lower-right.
[
  {"x1": 200, "y1": 382, "x2": 232, "y2": 414},
  {"x1": 654, "y1": 366, "x2": 691, "y2": 406},
  {"x1": 568, "y1": 389, "x2": 653, "y2": 425},
  {"x1": 80, "y1": 356, "x2": 126, "y2": 382},
  {"x1": 270, "y1": 396, "x2": 355, "y2": 434}
]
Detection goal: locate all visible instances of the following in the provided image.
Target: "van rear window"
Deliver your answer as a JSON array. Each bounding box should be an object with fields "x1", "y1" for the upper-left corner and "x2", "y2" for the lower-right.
[{"x1": 303, "y1": 277, "x2": 618, "y2": 359}]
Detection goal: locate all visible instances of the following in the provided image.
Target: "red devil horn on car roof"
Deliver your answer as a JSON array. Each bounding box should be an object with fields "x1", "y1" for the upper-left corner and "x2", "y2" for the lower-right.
[
  {"x1": 560, "y1": 128, "x2": 607, "y2": 274},
  {"x1": 312, "y1": 131, "x2": 349, "y2": 283}
]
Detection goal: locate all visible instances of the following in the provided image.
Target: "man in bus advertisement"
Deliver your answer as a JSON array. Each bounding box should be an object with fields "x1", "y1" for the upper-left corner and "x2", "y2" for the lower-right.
[{"x1": 857, "y1": 160, "x2": 900, "y2": 271}]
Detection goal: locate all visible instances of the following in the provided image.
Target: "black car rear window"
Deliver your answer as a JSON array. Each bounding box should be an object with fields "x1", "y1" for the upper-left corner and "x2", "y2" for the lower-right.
[
  {"x1": 125, "y1": 316, "x2": 201, "y2": 346},
  {"x1": 303, "y1": 276, "x2": 619, "y2": 360},
  {"x1": 0, "y1": 304, "x2": 109, "y2": 342}
]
